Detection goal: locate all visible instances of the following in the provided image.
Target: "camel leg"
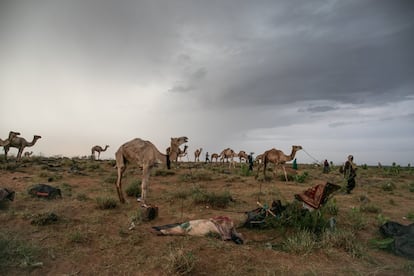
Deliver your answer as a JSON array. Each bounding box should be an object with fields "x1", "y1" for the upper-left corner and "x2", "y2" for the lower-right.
[
  {"x1": 17, "y1": 147, "x2": 24, "y2": 161},
  {"x1": 283, "y1": 166, "x2": 288, "y2": 182},
  {"x1": 116, "y1": 165, "x2": 126, "y2": 203},
  {"x1": 4, "y1": 146, "x2": 9, "y2": 161},
  {"x1": 141, "y1": 164, "x2": 150, "y2": 204}
]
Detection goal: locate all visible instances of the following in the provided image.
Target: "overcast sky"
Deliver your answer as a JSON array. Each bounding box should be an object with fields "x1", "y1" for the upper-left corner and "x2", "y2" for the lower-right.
[{"x1": 1, "y1": 0, "x2": 413, "y2": 165}]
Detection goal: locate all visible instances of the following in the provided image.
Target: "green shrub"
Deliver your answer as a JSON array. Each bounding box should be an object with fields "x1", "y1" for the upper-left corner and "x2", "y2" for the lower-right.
[
  {"x1": 191, "y1": 188, "x2": 233, "y2": 208},
  {"x1": 68, "y1": 231, "x2": 89, "y2": 243},
  {"x1": 347, "y1": 207, "x2": 367, "y2": 230},
  {"x1": 30, "y1": 212, "x2": 59, "y2": 226},
  {"x1": 406, "y1": 212, "x2": 414, "y2": 221},
  {"x1": 275, "y1": 201, "x2": 329, "y2": 233},
  {"x1": 76, "y1": 193, "x2": 89, "y2": 201},
  {"x1": 125, "y1": 180, "x2": 141, "y2": 197},
  {"x1": 376, "y1": 214, "x2": 390, "y2": 226},
  {"x1": 360, "y1": 204, "x2": 381, "y2": 214},
  {"x1": 96, "y1": 197, "x2": 118, "y2": 209},
  {"x1": 294, "y1": 171, "x2": 309, "y2": 183},
  {"x1": 0, "y1": 233, "x2": 41, "y2": 268},
  {"x1": 104, "y1": 174, "x2": 117, "y2": 184},
  {"x1": 382, "y1": 182, "x2": 396, "y2": 192},
  {"x1": 321, "y1": 229, "x2": 364, "y2": 258},
  {"x1": 239, "y1": 164, "x2": 252, "y2": 177},
  {"x1": 324, "y1": 198, "x2": 339, "y2": 216},
  {"x1": 164, "y1": 247, "x2": 196, "y2": 275},
  {"x1": 282, "y1": 230, "x2": 316, "y2": 255}
]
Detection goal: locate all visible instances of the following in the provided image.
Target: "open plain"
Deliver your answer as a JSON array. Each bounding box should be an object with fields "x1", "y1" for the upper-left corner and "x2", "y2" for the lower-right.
[{"x1": 1, "y1": 156, "x2": 414, "y2": 275}]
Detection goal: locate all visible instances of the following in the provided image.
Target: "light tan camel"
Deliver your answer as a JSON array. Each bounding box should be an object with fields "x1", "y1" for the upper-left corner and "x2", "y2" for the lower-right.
[
  {"x1": 4, "y1": 134, "x2": 42, "y2": 161},
  {"x1": 219, "y1": 148, "x2": 235, "y2": 163},
  {"x1": 179, "y1": 145, "x2": 188, "y2": 161},
  {"x1": 257, "y1": 145, "x2": 302, "y2": 181},
  {"x1": 91, "y1": 145, "x2": 109, "y2": 160},
  {"x1": 194, "y1": 148, "x2": 202, "y2": 162},
  {"x1": 255, "y1": 154, "x2": 263, "y2": 164},
  {"x1": 211, "y1": 153, "x2": 219, "y2": 162},
  {"x1": 24, "y1": 151, "x2": 33, "y2": 158},
  {"x1": 115, "y1": 136, "x2": 188, "y2": 204},
  {"x1": 0, "y1": 131, "x2": 20, "y2": 147},
  {"x1": 168, "y1": 145, "x2": 188, "y2": 162},
  {"x1": 237, "y1": 150, "x2": 249, "y2": 163}
]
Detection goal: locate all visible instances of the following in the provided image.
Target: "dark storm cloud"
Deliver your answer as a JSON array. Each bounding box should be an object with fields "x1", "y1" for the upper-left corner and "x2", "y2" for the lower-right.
[
  {"x1": 300, "y1": 106, "x2": 338, "y2": 113},
  {"x1": 213, "y1": 0, "x2": 414, "y2": 108}
]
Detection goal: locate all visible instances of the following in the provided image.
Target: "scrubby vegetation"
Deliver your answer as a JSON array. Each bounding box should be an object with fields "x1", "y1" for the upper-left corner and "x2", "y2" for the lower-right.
[{"x1": 0, "y1": 158, "x2": 413, "y2": 275}]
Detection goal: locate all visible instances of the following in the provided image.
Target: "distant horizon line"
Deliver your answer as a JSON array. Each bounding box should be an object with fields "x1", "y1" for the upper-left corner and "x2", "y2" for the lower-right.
[{"x1": 1, "y1": 153, "x2": 411, "y2": 168}]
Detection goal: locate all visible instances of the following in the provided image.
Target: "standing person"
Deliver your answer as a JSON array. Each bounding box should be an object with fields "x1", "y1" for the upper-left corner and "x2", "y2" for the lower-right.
[
  {"x1": 248, "y1": 153, "x2": 254, "y2": 171},
  {"x1": 205, "y1": 152, "x2": 210, "y2": 163},
  {"x1": 292, "y1": 158, "x2": 298, "y2": 170},
  {"x1": 344, "y1": 155, "x2": 357, "y2": 194},
  {"x1": 323, "y1": 159, "x2": 330, "y2": 173}
]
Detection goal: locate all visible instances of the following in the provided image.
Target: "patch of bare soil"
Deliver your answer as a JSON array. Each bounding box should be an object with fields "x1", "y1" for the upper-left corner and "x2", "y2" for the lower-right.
[{"x1": 1, "y1": 158, "x2": 414, "y2": 275}]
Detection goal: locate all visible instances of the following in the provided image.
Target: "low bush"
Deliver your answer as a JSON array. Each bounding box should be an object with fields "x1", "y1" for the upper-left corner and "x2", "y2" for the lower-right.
[
  {"x1": 163, "y1": 247, "x2": 196, "y2": 275},
  {"x1": 191, "y1": 188, "x2": 233, "y2": 208},
  {"x1": 125, "y1": 180, "x2": 141, "y2": 197},
  {"x1": 96, "y1": 197, "x2": 118, "y2": 209}
]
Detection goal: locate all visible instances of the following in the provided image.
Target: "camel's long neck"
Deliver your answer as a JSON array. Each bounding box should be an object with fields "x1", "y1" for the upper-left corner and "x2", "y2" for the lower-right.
[
  {"x1": 28, "y1": 137, "x2": 40, "y2": 146},
  {"x1": 288, "y1": 148, "x2": 297, "y2": 161},
  {"x1": 103, "y1": 146, "x2": 109, "y2": 151}
]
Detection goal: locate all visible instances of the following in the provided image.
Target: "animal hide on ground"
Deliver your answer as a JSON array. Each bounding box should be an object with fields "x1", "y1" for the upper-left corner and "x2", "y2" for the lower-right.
[
  {"x1": 294, "y1": 182, "x2": 341, "y2": 210},
  {"x1": 152, "y1": 216, "x2": 243, "y2": 244}
]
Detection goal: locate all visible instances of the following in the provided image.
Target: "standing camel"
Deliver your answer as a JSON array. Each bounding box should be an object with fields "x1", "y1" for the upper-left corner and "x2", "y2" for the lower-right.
[
  {"x1": 91, "y1": 145, "x2": 109, "y2": 160},
  {"x1": 255, "y1": 154, "x2": 264, "y2": 164},
  {"x1": 24, "y1": 151, "x2": 33, "y2": 158},
  {"x1": 237, "y1": 150, "x2": 249, "y2": 163},
  {"x1": 4, "y1": 134, "x2": 42, "y2": 161},
  {"x1": 167, "y1": 145, "x2": 188, "y2": 162},
  {"x1": 211, "y1": 153, "x2": 219, "y2": 162},
  {"x1": 194, "y1": 148, "x2": 202, "y2": 162},
  {"x1": 0, "y1": 131, "x2": 20, "y2": 147},
  {"x1": 115, "y1": 136, "x2": 188, "y2": 204},
  {"x1": 178, "y1": 145, "x2": 188, "y2": 161},
  {"x1": 257, "y1": 145, "x2": 302, "y2": 181},
  {"x1": 219, "y1": 148, "x2": 235, "y2": 163}
]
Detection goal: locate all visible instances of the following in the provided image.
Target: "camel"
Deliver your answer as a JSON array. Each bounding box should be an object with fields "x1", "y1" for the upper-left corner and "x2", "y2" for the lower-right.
[
  {"x1": 211, "y1": 153, "x2": 219, "y2": 162},
  {"x1": 4, "y1": 134, "x2": 42, "y2": 161},
  {"x1": 0, "y1": 131, "x2": 20, "y2": 147},
  {"x1": 24, "y1": 151, "x2": 33, "y2": 158},
  {"x1": 219, "y1": 148, "x2": 235, "y2": 163},
  {"x1": 255, "y1": 154, "x2": 263, "y2": 164},
  {"x1": 168, "y1": 145, "x2": 188, "y2": 162},
  {"x1": 194, "y1": 148, "x2": 202, "y2": 162},
  {"x1": 257, "y1": 145, "x2": 302, "y2": 181},
  {"x1": 237, "y1": 150, "x2": 249, "y2": 163},
  {"x1": 91, "y1": 145, "x2": 109, "y2": 160},
  {"x1": 115, "y1": 136, "x2": 188, "y2": 204}
]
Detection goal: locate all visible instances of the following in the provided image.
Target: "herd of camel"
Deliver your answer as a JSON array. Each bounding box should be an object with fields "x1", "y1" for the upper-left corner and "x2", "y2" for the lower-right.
[
  {"x1": 0, "y1": 131, "x2": 42, "y2": 161},
  {"x1": 113, "y1": 136, "x2": 302, "y2": 204},
  {"x1": 1, "y1": 132, "x2": 302, "y2": 205}
]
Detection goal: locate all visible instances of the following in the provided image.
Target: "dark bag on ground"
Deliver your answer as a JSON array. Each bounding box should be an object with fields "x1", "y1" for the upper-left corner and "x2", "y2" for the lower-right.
[
  {"x1": 0, "y1": 188, "x2": 15, "y2": 201},
  {"x1": 141, "y1": 204, "x2": 158, "y2": 221},
  {"x1": 379, "y1": 221, "x2": 414, "y2": 260},
  {"x1": 28, "y1": 184, "x2": 62, "y2": 199}
]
